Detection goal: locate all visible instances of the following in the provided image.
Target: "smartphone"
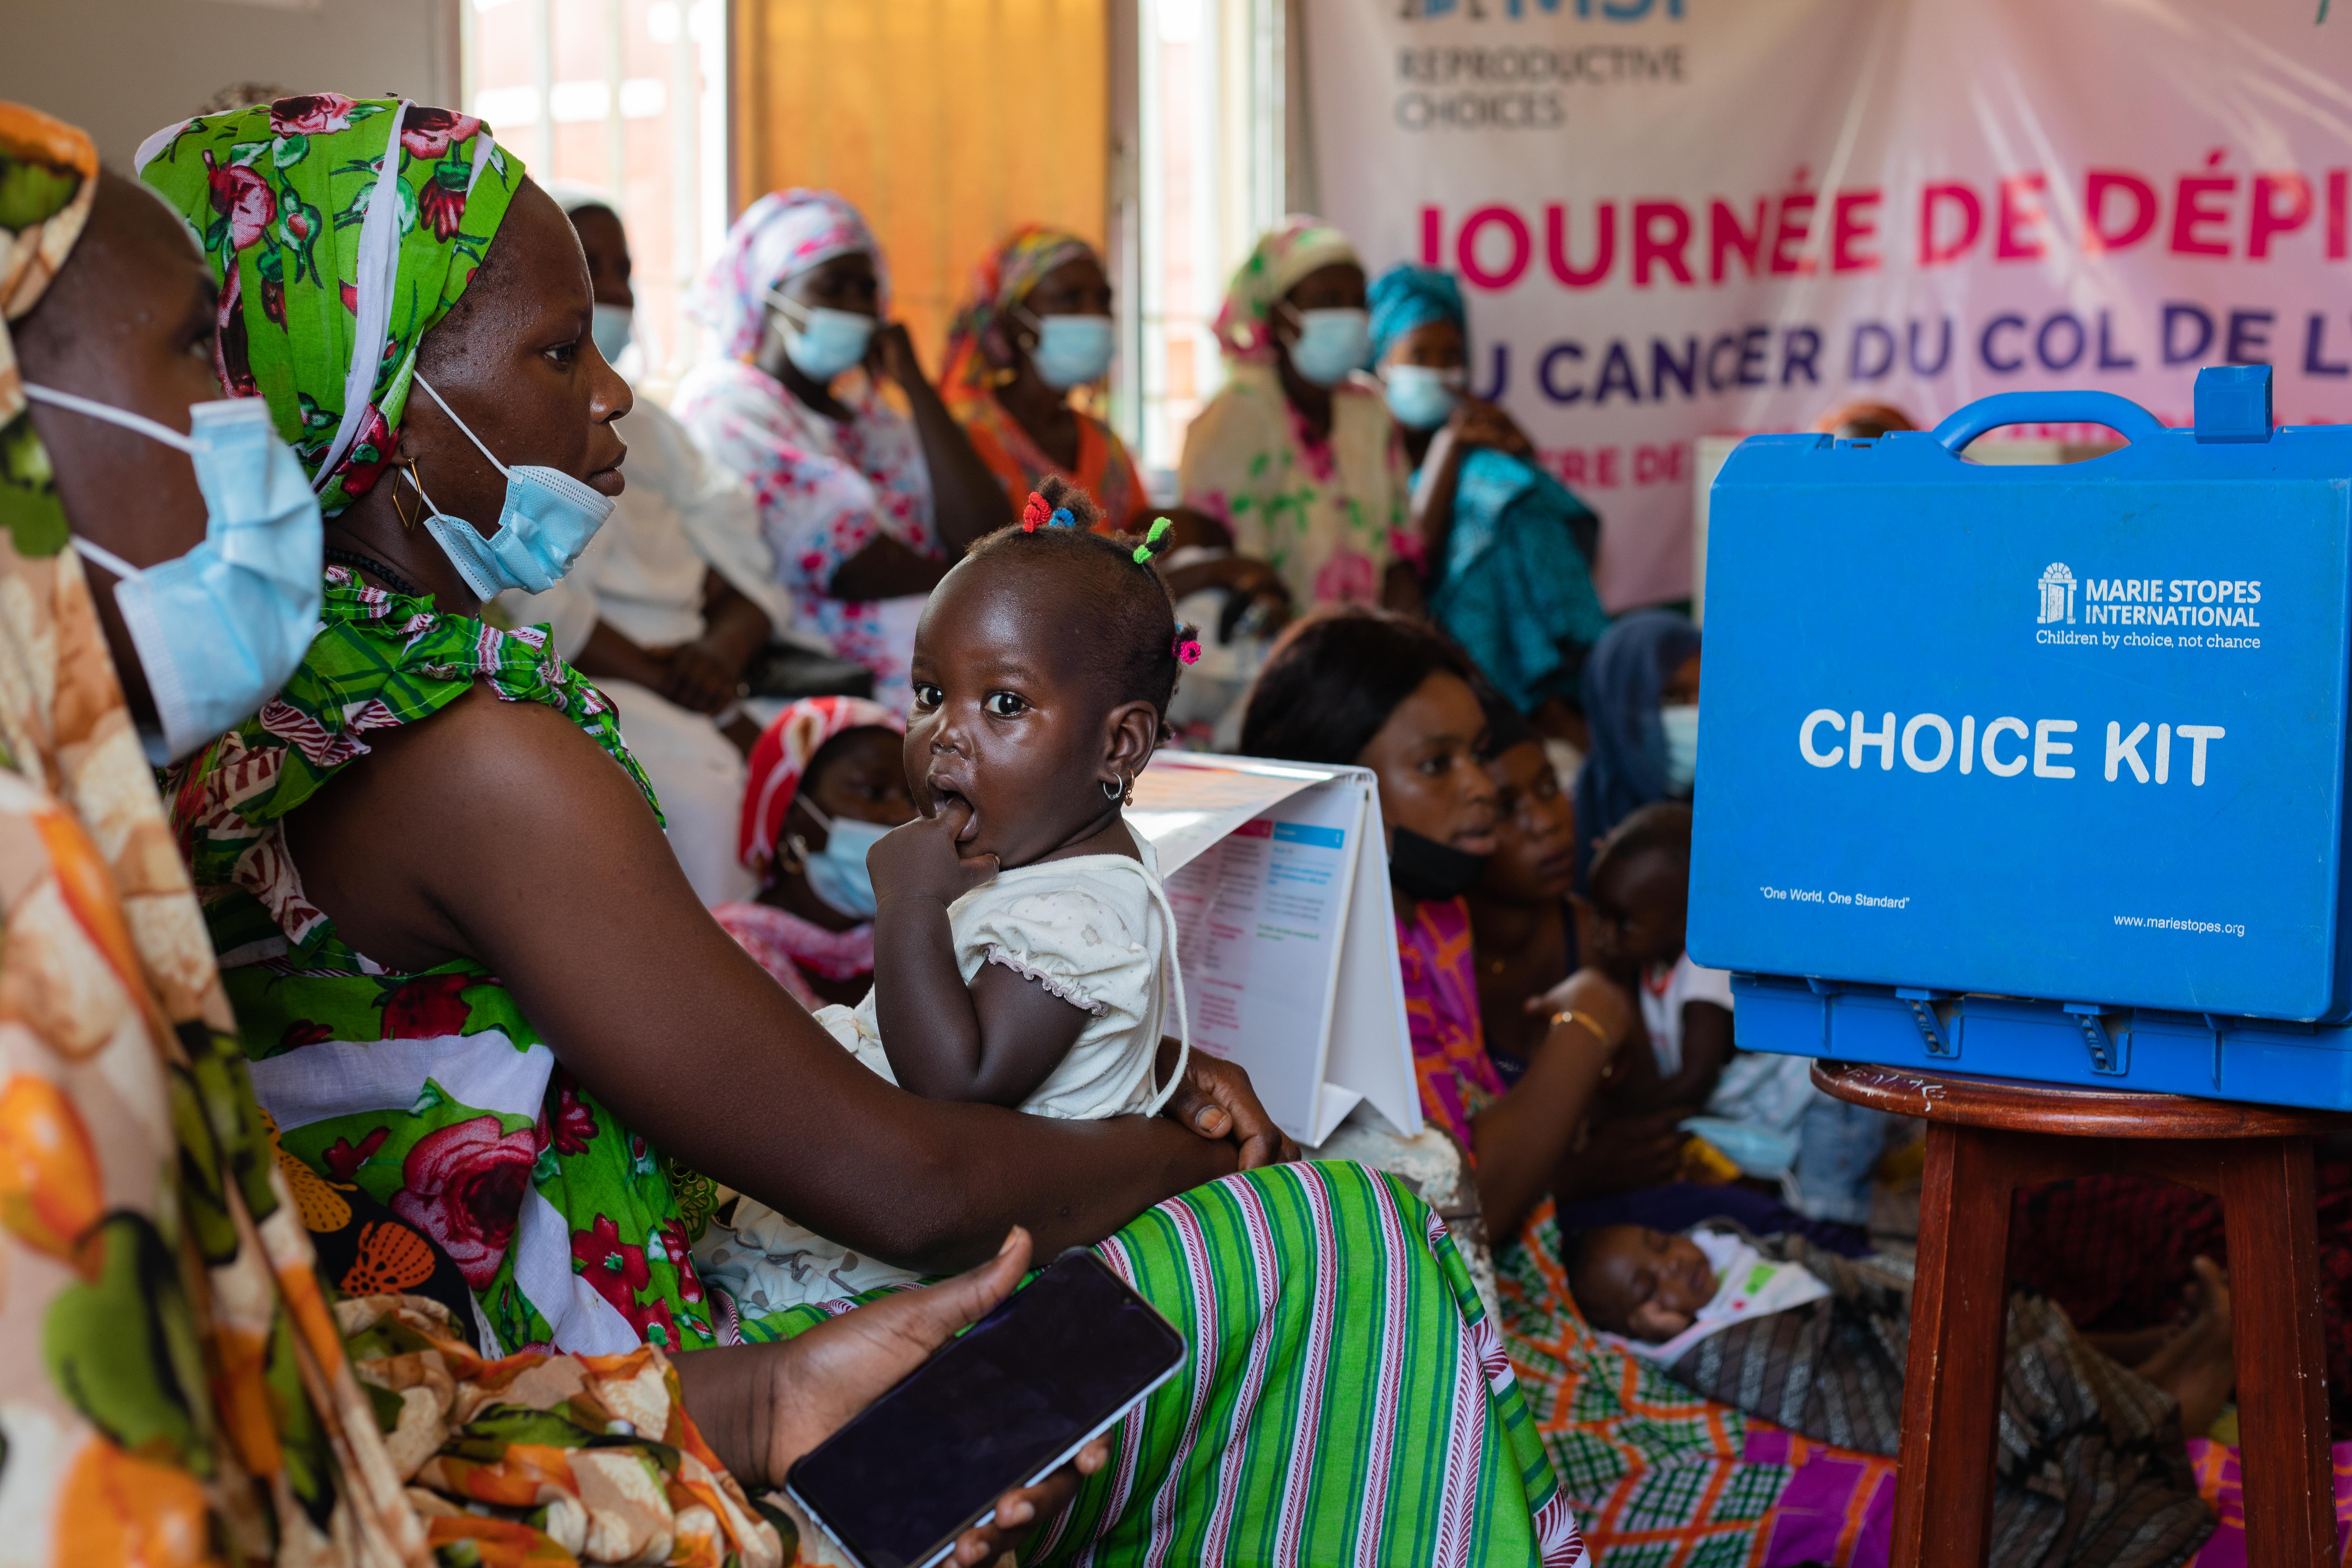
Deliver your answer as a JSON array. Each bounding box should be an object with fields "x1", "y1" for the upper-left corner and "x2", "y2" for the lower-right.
[{"x1": 783, "y1": 1248, "x2": 1188, "y2": 1568}]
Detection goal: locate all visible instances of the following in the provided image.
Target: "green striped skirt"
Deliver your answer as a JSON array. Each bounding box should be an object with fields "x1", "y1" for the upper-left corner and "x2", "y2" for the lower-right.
[{"x1": 746, "y1": 1162, "x2": 1587, "y2": 1565}]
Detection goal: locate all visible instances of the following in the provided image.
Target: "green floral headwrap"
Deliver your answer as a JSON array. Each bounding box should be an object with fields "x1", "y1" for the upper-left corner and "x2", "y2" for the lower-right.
[
  {"x1": 137, "y1": 95, "x2": 524, "y2": 515},
  {"x1": 0, "y1": 101, "x2": 99, "y2": 560}
]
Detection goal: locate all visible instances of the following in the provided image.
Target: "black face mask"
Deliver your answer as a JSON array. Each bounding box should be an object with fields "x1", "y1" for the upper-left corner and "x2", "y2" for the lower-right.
[{"x1": 1390, "y1": 825, "x2": 1490, "y2": 902}]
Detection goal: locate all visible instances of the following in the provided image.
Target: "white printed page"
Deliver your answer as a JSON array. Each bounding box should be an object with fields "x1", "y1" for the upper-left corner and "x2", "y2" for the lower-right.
[
  {"x1": 1128, "y1": 753, "x2": 1344, "y2": 876},
  {"x1": 1161, "y1": 778, "x2": 1364, "y2": 1145}
]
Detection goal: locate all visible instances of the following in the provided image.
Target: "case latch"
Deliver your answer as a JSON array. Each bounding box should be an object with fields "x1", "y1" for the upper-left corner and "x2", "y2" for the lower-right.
[
  {"x1": 1894, "y1": 987, "x2": 1958, "y2": 1058},
  {"x1": 2063, "y1": 1003, "x2": 2130, "y2": 1075}
]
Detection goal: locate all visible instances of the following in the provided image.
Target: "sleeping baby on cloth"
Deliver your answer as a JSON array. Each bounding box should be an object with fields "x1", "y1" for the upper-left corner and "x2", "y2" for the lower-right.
[{"x1": 1569, "y1": 1220, "x2": 2239, "y2": 1568}]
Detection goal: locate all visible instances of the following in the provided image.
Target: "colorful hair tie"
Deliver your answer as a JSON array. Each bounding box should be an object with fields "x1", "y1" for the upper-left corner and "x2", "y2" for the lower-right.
[
  {"x1": 1174, "y1": 631, "x2": 1203, "y2": 665},
  {"x1": 1021, "y1": 491, "x2": 1051, "y2": 532},
  {"x1": 1131, "y1": 515, "x2": 1176, "y2": 565},
  {"x1": 1049, "y1": 506, "x2": 1076, "y2": 529}
]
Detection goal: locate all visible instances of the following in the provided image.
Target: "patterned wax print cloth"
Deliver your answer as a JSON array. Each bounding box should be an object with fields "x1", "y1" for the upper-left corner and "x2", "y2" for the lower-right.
[
  {"x1": 168, "y1": 569, "x2": 717, "y2": 1361},
  {"x1": 960, "y1": 391, "x2": 1150, "y2": 536},
  {"x1": 672, "y1": 362, "x2": 939, "y2": 712},
  {"x1": 1390, "y1": 880, "x2": 1858, "y2": 1566},
  {"x1": 1666, "y1": 1237, "x2": 2212, "y2": 1567},
  {"x1": 1397, "y1": 894, "x2": 1511, "y2": 1153},
  {"x1": 0, "y1": 101, "x2": 780, "y2": 1568},
  {"x1": 135, "y1": 96, "x2": 523, "y2": 517},
  {"x1": 1181, "y1": 219, "x2": 1403, "y2": 608},
  {"x1": 1367, "y1": 264, "x2": 1610, "y2": 716},
  {"x1": 172, "y1": 586, "x2": 1592, "y2": 1562},
  {"x1": 800, "y1": 1164, "x2": 1594, "y2": 1567}
]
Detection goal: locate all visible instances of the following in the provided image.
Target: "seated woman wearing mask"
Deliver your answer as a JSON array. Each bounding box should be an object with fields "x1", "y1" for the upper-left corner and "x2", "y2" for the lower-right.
[
  {"x1": 5, "y1": 97, "x2": 1076, "y2": 1568},
  {"x1": 674, "y1": 190, "x2": 1011, "y2": 710},
  {"x1": 139, "y1": 100, "x2": 1583, "y2": 1561},
  {"x1": 941, "y1": 225, "x2": 1150, "y2": 531},
  {"x1": 1178, "y1": 217, "x2": 1407, "y2": 616},
  {"x1": 712, "y1": 695, "x2": 911, "y2": 1008},
  {"x1": 501, "y1": 182, "x2": 792, "y2": 905},
  {"x1": 1573, "y1": 608, "x2": 1701, "y2": 894},
  {"x1": 1368, "y1": 264, "x2": 1609, "y2": 749}
]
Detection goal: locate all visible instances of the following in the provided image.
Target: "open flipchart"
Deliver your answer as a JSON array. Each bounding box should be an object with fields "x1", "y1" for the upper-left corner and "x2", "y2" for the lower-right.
[{"x1": 1128, "y1": 751, "x2": 1421, "y2": 1148}]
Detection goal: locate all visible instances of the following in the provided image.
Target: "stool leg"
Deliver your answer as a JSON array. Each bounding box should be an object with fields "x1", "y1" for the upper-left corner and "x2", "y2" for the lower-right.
[
  {"x1": 2216, "y1": 1135, "x2": 2335, "y2": 1567},
  {"x1": 1891, "y1": 1121, "x2": 2018, "y2": 1568}
]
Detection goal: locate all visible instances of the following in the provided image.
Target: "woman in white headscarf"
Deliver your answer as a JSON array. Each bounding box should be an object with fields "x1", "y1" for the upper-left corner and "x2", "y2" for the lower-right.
[
  {"x1": 673, "y1": 190, "x2": 1011, "y2": 709},
  {"x1": 499, "y1": 183, "x2": 792, "y2": 904}
]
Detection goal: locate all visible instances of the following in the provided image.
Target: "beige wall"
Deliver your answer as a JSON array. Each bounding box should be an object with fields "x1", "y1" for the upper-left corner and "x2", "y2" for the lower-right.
[
  {"x1": 0, "y1": 0, "x2": 458, "y2": 171},
  {"x1": 730, "y1": 0, "x2": 1109, "y2": 368}
]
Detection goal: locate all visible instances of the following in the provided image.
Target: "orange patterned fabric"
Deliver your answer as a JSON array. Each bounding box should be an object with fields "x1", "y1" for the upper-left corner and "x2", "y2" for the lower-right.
[{"x1": 960, "y1": 391, "x2": 1149, "y2": 534}]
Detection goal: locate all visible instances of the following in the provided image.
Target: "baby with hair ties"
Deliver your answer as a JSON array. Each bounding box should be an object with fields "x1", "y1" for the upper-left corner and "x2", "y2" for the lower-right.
[{"x1": 699, "y1": 479, "x2": 1211, "y2": 1313}]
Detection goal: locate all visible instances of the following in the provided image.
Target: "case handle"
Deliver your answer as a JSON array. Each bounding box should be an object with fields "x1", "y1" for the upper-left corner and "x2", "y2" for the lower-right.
[{"x1": 1928, "y1": 390, "x2": 2168, "y2": 455}]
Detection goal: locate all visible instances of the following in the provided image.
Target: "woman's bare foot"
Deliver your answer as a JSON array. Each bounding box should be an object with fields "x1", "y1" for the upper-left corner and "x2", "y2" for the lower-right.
[{"x1": 2132, "y1": 1256, "x2": 2236, "y2": 1436}]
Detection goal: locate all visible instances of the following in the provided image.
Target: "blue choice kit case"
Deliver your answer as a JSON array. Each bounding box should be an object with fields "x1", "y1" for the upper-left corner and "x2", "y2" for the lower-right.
[{"x1": 1690, "y1": 366, "x2": 2352, "y2": 1107}]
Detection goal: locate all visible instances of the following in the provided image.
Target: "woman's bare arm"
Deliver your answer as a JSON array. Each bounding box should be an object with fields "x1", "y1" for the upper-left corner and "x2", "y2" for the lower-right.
[{"x1": 284, "y1": 688, "x2": 1233, "y2": 1272}]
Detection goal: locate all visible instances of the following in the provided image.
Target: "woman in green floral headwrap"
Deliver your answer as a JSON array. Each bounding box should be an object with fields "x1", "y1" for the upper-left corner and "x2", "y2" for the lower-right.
[{"x1": 144, "y1": 98, "x2": 1584, "y2": 1564}]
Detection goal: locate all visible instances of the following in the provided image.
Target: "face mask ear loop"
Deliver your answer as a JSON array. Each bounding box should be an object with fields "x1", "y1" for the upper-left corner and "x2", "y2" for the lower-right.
[
  {"x1": 410, "y1": 372, "x2": 512, "y2": 481},
  {"x1": 763, "y1": 288, "x2": 810, "y2": 330},
  {"x1": 69, "y1": 534, "x2": 144, "y2": 583},
  {"x1": 22, "y1": 384, "x2": 200, "y2": 454}
]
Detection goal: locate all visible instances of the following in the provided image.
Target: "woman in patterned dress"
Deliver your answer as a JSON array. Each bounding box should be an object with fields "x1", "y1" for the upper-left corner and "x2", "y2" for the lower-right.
[
  {"x1": 138, "y1": 99, "x2": 1584, "y2": 1564},
  {"x1": 2, "y1": 94, "x2": 1081, "y2": 1568},
  {"x1": 672, "y1": 191, "x2": 1011, "y2": 711}
]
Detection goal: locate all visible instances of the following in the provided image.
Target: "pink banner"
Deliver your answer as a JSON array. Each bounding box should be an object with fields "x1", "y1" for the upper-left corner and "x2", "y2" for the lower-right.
[{"x1": 1305, "y1": 0, "x2": 2352, "y2": 608}]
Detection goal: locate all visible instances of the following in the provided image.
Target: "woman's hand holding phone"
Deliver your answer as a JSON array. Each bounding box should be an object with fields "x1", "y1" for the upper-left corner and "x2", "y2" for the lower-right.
[{"x1": 676, "y1": 1226, "x2": 1105, "y2": 1564}]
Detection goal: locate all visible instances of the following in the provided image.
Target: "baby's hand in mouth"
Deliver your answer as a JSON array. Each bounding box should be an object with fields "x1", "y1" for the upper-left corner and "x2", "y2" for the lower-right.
[{"x1": 870, "y1": 797, "x2": 998, "y2": 911}]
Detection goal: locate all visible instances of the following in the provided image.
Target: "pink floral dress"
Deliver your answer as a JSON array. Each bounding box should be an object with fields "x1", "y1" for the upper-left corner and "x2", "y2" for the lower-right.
[{"x1": 673, "y1": 361, "x2": 940, "y2": 709}]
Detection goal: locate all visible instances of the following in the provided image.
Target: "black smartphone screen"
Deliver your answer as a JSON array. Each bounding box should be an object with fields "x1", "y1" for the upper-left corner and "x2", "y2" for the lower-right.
[{"x1": 784, "y1": 1250, "x2": 1188, "y2": 1568}]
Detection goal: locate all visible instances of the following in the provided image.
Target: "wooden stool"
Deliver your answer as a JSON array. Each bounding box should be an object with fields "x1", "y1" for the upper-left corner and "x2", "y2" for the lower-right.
[{"x1": 1813, "y1": 1060, "x2": 2347, "y2": 1567}]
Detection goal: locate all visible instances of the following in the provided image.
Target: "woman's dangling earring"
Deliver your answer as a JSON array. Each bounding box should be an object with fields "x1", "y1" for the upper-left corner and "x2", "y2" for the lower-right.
[
  {"x1": 1120, "y1": 773, "x2": 1135, "y2": 807},
  {"x1": 393, "y1": 458, "x2": 423, "y2": 530}
]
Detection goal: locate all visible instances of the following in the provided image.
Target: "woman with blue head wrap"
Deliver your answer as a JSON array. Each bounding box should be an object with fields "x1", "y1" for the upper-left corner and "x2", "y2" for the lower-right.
[
  {"x1": 1571, "y1": 607, "x2": 1701, "y2": 892},
  {"x1": 1368, "y1": 263, "x2": 1609, "y2": 740}
]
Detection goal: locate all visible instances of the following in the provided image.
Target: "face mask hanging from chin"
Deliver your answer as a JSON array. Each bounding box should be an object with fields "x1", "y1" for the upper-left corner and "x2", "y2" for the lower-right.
[
  {"x1": 791, "y1": 797, "x2": 892, "y2": 920},
  {"x1": 1389, "y1": 825, "x2": 1491, "y2": 902},
  {"x1": 22, "y1": 385, "x2": 323, "y2": 765},
  {"x1": 402, "y1": 372, "x2": 616, "y2": 600}
]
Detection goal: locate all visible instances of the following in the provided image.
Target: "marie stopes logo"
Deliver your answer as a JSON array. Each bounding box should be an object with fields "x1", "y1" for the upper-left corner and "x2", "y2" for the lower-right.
[
  {"x1": 2035, "y1": 564, "x2": 2264, "y2": 630},
  {"x1": 2037, "y1": 563, "x2": 2077, "y2": 625}
]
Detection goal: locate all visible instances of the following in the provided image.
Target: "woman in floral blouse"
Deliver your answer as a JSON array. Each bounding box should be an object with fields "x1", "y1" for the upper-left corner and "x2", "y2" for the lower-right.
[
  {"x1": 673, "y1": 190, "x2": 1011, "y2": 710},
  {"x1": 1177, "y1": 217, "x2": 1415, "y2": 616}
]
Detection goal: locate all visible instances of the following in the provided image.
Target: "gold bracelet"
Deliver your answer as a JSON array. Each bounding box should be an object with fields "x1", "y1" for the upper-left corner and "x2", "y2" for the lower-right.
[{"x1": 1550, "y1": 1008, "x2": 1611, "y2": 1045}]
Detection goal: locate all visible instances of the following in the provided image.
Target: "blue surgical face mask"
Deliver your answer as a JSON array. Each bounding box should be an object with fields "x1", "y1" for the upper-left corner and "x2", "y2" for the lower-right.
[
  {"x1": 793, "y1": 797, "x2": 890, "y2": 920},
  {"x1": 24, "y1": 386, "x2": 324, "y2": 765},
  {"x1": 1282, "y1": 306, "x2": 1372, "y2": 387},
  {"x1": 1019, "y1": 309, "x2": 1115, "y2": 390},
  {"x1": 766, "y1": 289, "x2": 877, "y2": 383},
  {"x1": 404, "y1": 372, "x2": 616, "y2": 600},
  {"x1": 590, "y1": 302, "x2": 635, "y2": 366},
  {"x1": 1382, "y1": 364, "x2": 1465, "y2": 430},
  {"x1": 1660, "y1": 702, "x2": 1700, "y2": 796}
]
